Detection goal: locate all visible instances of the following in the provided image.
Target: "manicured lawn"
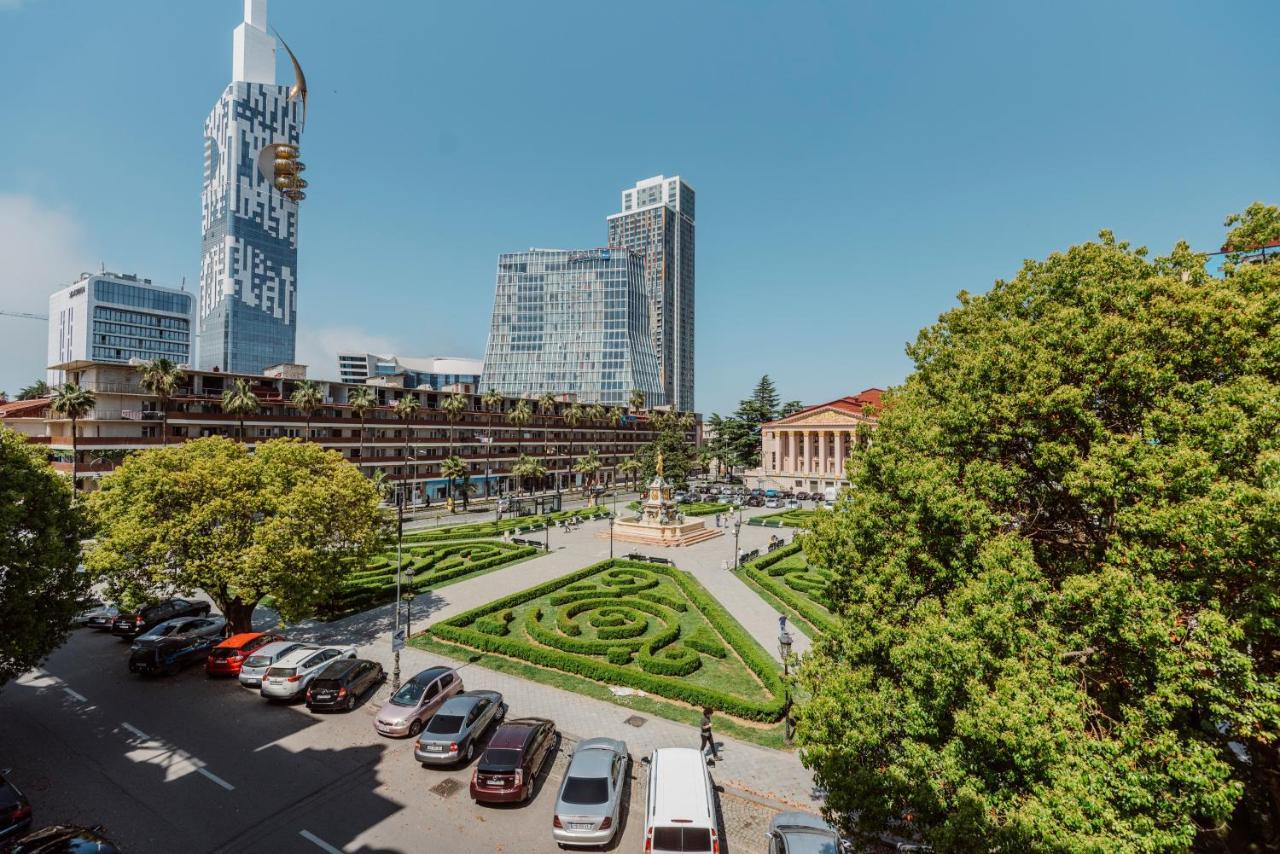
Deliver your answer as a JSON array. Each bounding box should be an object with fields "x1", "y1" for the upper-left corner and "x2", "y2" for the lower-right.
[
  {"x1": 404, "y1": 505, "x2": 610, "y2": 543},
  {"x1": 325, "y1": 539, "x2": 538, "y2": 618},
  {"x1": 747, "y1": 509, "x2": 817, "y2": 528},
  {"x1": 627, "y1": 500, "x2": 731, "y2": 517},
  {"x1": 428, "y1": 558, "x2": 788, "y2": 721},
  {"x1": 736, "y1": 544, "x2": 838, "y2": 636}
]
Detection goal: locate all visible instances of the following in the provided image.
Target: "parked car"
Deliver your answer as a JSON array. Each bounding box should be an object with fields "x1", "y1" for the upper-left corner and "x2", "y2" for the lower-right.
[
  {"x1": 796, "y1": 491, "x2": 810, "y2": 501},
  {"x1": 260, "y1": 645, "x2": 357, "y2": 701},
  {"x1": 77, "y1": 602, "x2": 120, "y2": 630},
  {"x1": 552, "y1": 737, "x2": 629, "y2": 847},
  {"x1": 781, "y1": 490, "x2": 795, "y2": 499},
  {"x1": 0, "y1": 771, "x2": 32, "y2": 847},
  {"x1": 305, "y1": 658, "x2": 384, "y2": 712},
  {"x1": 470, "y1": 717, "x2": 558, "y2": 804},
  {"x1": 765, "y1": 498, "x2": 782, "y2": 509},
  {"x1": 130, "y1": 615, "x2": 226, "y2": 652},
  {"x1": 206, "y1": 632, "x2": 284, "y2": 677},
  {"x1": 129, "y1": 629, "x2": 224, "y2": 677},
  {"x1": 414, "y1": 690, "x2": 506, "y2": 766},
  {"x1": 764, "y1": 489, "x2": 780, "y2": 499},
  {"x1": 642, "y1": 747, "x2": 720, "y2": 854},
  {"x1": 111, "y1": 598, "x2": 210, "y2": 638},
  {"x1": 375, "y1": 666, "x2": 463, "y2": 737},
  {"x1": 8, "y1": 825, "x2": 121, "y2": 853},
  {"x1": 767, "y1": 811, "x2": 845, "y2": 854},
  {"x1": 745, "y1": 495, "x2": 764, "y2": 508},
  {"x1": 674, "y1": 491, "x2": 689, "y2": 503},
  {"x1": 785, "y1": 499, "x2": 800, "y2": 510},
  {"x1": 238, "y1": 641, "x2": 314, "y2": 689},
  {"x1": 749, "y1": 488, "x2": 764, "y2": 497},
  {"x1": 704, "y1": 486, "x2": 721, "y2": 495}
]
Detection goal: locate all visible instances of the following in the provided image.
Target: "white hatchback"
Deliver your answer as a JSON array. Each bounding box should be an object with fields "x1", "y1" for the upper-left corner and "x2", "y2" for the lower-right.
[
  {"x1": 261, "y1": 646, "x2": 357, "y2": 701},
  {"x1": 238, "y1": 641, "x2": 314, "y2": 689}
]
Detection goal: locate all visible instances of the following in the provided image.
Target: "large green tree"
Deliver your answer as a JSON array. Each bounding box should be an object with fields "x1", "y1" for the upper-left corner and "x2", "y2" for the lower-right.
[
  {"x1": 796, "y1": 228, "x2": 1280, "y2": 850},
  {"x1": 0, "y1": 426, "x2": 88, "y2": 686},
  {"x1": 637, "y1": 410, "x2": 696, "y2": 487},
  {"x1": 85, "y1": 437, "x2": 384, "y2": 633}
]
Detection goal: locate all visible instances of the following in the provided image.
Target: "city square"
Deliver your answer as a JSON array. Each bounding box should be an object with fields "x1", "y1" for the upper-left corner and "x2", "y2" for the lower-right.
[{"x1": 1, "y1": 1, "x2": 1277, "y2": 853}]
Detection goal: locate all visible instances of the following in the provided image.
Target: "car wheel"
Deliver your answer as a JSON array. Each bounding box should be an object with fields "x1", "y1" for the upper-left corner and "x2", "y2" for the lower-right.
[
  {"x1": 408, "y1": 720, "x2": 423, "y2": 737},
  {"x1": 346, "y1": 695, "x2": 355, "y2": 712},
  {"x1": 464, "y1": 741, "x2": 474, "y2": 763}
]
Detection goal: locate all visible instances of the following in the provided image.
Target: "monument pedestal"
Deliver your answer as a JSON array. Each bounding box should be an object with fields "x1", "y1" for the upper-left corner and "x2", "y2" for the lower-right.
[{"x1": 601, "y1": 473, "x2": 724, "y2": 548}]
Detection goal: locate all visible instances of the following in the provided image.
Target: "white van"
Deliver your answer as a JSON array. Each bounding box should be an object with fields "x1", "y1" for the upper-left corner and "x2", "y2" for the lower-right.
[{"x1": 642, "y1": 747, "x2": 719, "y2": 853}]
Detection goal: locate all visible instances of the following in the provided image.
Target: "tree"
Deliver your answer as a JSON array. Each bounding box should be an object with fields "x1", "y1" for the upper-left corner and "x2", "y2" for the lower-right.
[
  {"x1": 481, "y1": 388, "x2": 504, "y2": 497},
  {"x1": 538, "y1": 393, "x2": 558, "y2": 484},
  {"x1": 564, "y1": 402, "x2": 584, "y2": 491},
  {"x1": 221, "y1": 378, "x2": 260, "y2": 441},
  {"x1": 585, "y1": 403, "x2": 606, "y2": 477},
  {"x1": 628, "y1": 388, "x2": 646, "y2": 413},
  {"x1": 289, "y1": 380, "x2": 324, "y2": 439},
  {"x1": 511, "y1": 454, "x2": 545, "y2": 498},
  {"x1": 85, "y1": 437, "x2": 383, "y2": 634},
  {"x1": 0, "y1": 426, "x2": 88, "y2": 687},
  {"x1": 637, "y1": 410, "x2": 695, "y2": 487},
  {"x1": 796, "y1": 227, "x2": 1280, "y2": 850},
  {"x1": 508, "y1": 399, "x2": 532, "y2": 464},
  {"x1": 50, "y1": 382, "x2": 95, "y2": 492},
  {"x1": 779, "y1": 400, "x2": 805, "y2": 418},
  {"x1": 1222, "y1": 201, "x2": 1280, "y2": 260},
  {"x1": 440, "y1": 455, "x2": 468, "y2": 513},
  {"x1": 17, "y1": 380, "x2": 49, "y2": 401},
  {"x1": 138, "y1": 358, "x2": 185, "y2": 447},
  {"x1": 393, "y1": 394, "x2": 421, "y2": 505},
  {"x1": 617, "y1": 456, "x2": 642, "y2": 492},
  {"x1": 441, "y1": 392, "x2": 468, "y2": 460},
  {"x1": 347, "y1": 386, "x2": 377, "y2": 464},
  {"x1": 573, "y1": 449, "x2": 603, "y2": 504}
]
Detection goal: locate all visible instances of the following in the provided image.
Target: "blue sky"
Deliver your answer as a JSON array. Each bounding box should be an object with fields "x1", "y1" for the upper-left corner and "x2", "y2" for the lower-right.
[{"x1": 1, "y1": 0, "x2": 1276, "y2": 414}]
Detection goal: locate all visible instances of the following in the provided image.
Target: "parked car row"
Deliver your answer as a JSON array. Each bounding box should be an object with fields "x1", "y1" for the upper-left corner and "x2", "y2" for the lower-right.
[{"x1": 1, "y1": 769, "x2": 121, "y2": 852}]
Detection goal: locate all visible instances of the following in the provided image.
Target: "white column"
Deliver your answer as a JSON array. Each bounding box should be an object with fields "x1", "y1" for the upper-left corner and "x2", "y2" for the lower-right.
[
  {"x1": 818, "y1": 431, "x2": 828, "y2": 474},
  {"x1": 837, "y1": 431, "x2": 847, "y2": 471}
]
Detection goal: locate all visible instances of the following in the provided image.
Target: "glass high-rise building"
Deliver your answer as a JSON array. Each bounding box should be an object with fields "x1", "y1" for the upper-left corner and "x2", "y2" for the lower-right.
[
  {"x1": 197, "y1": 0, "x2": 306, "y2": 374},
  {"x1": 606, "y1": 175, "x2": 695, "y2": 411},
  {"x1": 480, "y1": 248, "x2": 664, "y2": 407}
]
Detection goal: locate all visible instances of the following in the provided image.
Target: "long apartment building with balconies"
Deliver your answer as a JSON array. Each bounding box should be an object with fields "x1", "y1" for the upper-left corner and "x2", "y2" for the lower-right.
[{"x1": 0, "y1": 360, "x2": 685, "y2": 502}]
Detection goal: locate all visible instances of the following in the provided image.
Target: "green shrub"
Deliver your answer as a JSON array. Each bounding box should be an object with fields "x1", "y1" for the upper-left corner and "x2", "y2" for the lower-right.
[{"x1": 738, "y1": 544, "x2": 838, "y2": 633}]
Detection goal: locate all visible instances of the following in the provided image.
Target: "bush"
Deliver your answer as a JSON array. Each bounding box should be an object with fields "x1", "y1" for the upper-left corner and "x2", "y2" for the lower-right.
[{"x1": 738, "y1": 544, "x2": 838, "y2": 633}]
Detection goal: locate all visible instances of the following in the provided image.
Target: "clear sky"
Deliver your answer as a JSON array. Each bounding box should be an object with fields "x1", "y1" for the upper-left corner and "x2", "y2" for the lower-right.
[{"x1": 1, "y1": 0, "x2": 1275, "y2": 414}]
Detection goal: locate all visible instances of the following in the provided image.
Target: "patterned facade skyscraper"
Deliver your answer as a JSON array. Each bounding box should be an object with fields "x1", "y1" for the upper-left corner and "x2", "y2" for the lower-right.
[
  {"x1": 606, "y1": 175, "x2": 695, "y2": 411},
  {"x1": 198, "y1": 0, "x2": 306, "y2": 373},
  {"x1": 480, "y1": 248, "x2": 664, "y2": 407}
]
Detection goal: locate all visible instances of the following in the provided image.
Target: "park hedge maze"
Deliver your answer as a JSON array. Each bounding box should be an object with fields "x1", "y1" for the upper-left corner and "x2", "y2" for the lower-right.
[
  {"x1": 431, "y1": 559, "x2": 788, "y2": 721},
  {"x1": 327, "y1": 540, "x2": 538, "y2": 618},
  {"x1": 737, "y1": 543, "x2": 838, "y2": 634},
  {"x1": 747, "y1": 509, "x2": 817, "y2": 528},
  {"x1": 402, "y1": 506, "x2": 609, "y2": 544}
]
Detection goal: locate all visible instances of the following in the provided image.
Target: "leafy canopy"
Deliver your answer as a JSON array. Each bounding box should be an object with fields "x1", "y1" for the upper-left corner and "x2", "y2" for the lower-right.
[
  {"x1": 797, "y1": 228, "x2": 1280, "y2": 851},
  {"x1": 0, "y1": 426, "x2": 88, "y2": 686},
  {"x1": 85, "y1": 437, "x2": 385, "y2": 633}
]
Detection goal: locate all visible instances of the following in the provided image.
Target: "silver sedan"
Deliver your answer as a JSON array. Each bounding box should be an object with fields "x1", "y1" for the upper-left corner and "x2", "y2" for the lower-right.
[
  {"x1": 551, "y1": 737, "x2": 629, "y2": 847},
  {"x1": 414, "y1": 690, "x2": 506, "y2": 766},
  {"x1": 767, "y1": 811, "x2": 846, "y2": 854}
]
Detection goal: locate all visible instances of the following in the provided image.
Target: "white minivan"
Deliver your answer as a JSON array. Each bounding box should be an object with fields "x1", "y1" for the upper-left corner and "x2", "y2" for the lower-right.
[{"x1": 642, "y1": 747, "x2": 719, "y2": 853}]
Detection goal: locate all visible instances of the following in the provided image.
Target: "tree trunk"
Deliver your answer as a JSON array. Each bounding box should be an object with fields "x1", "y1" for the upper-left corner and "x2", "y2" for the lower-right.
[
  {"x1": 221, "y1": 597, "x2": 259, "y2": 635},
  {"x1": 70, "y1": 416, "x2": 78, "y2": 495},
  {"x1": 161, "y1": 406, "x2": 169, "y2": 448},
  {"x1": 359, "y1": 415, "x2": 366, "y2": 463}
]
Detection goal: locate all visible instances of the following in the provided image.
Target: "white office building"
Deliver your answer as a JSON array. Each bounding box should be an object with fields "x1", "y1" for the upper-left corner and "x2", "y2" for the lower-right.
[
  {"x1": 47, "y1": 272, "x2": 197, "y2": 385},
  {"x1": 337, "y1": 353, "x2": 483, "y2": 390}
]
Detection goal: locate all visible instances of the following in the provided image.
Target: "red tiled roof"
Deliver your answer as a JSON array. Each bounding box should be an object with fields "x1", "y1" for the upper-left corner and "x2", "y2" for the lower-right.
[
  {"x1": 763, "y1": 388, "x2": 884, "y2": 427},
  {"x1": 0, "y1": 398, "x2": 50, "y2": 418}
]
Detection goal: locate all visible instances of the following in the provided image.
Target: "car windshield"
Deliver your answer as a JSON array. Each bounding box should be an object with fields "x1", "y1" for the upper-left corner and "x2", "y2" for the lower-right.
[
  {"x1": 478, "y1": 748, "x2": 521, "y2": 771},
  {"x1": 209, "y1": 648, "x2": 241, "y2": 660},
  {"x1": 390, "y1": 681, "x2": 426, "y2": 706},
  {"x1": 560, "y1": 776, "x2": 609, "y2": 804},
  {"x1": 265, "y1": 667, "x2": 296, "y2": 678},
  {"x1": 141, "y1": 623, "x2": 179, "y2": 638},
  {"x1": 244, "y1": 654, "x2": 272, "y2": 668},
  {"x1": 426, "y1": 714, "x2": 464, "y2": 734}
]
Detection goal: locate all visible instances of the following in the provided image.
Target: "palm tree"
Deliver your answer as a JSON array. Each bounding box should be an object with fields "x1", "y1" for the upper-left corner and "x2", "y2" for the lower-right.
[
  {"x1": 138, "y1": 357, "x2": 185, "y2": 447},
  {"x1": 221, "y1": 378, "x2": 261, "y2": 442},
  {"x1": 512, "y1": 454, "x2": 546, "y2": 498},
  {"x1": 574, "y1": 449, "x2": 603, "y2": 505},
  {"x1": 289, "y1": 379, "x2": 324, "y2": 439},
  {"x1": 17, "y1": 379, "x2": 50, "y2": 401},
  {"x1": 584, "y1": 403, "x2": 606, "y2": 484},
  {"x1": 442, "y1": 392, "x2": 468, "y2": 459},
  {"x1": 564, "y1": 402, "x2": 584, "y2": 492},
  {"x1": 50, "y1": 382, "x2": 96, "y2": 493},
  {"x1": 482, "y1": 388, "x2": 504, "y2": 498},
  {"x1": 618, "y1": 457, "x2": 643, "y2": 492},
  {"x1": 348, "y1": 386, "x2": 377, "y2": 464},
  {"x1": 441, "y1": 455, "x2": 468, "y2": 513},
  {"x1": 538, "y1": 392, "x2": 558, "y2": 487},
  {"x1": 393, "y1": 394, "x2": 421, "y2": 506},
  {"x1": 508, "y1": 399, "x2": 533, "y2": 461}
]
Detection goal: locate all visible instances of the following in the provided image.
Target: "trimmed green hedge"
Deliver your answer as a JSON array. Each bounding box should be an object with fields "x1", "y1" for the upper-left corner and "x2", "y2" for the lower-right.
[
  {"x1": 403, "y1": 506, "x2": 609, "y2": 543},
  {"x1": 431, "y1": 558, "x2": 788, "y2": 721},
  {"x1": 746, "y1": 509, "x2": 816, "y2": 528},
  {"x1": 737, "y1": 543, "x2": 838, "y2": 634},
  {"x1": 627, "y1": 500, "x2": 730, "y2": 518}
]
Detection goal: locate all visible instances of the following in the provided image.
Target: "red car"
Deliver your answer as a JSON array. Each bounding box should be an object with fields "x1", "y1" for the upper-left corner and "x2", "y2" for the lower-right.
[
  {"x1": 470, "y1": 717, "x2": 558, "y2": 804},
  {"x1": 206, "y1": 632, "x2": 283, "y2": 676}
]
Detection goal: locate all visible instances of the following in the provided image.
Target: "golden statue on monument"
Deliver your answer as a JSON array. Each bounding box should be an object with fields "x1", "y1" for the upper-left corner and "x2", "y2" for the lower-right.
[{"x1": 655, "y1": 450, "x2": 664, "y2": 478}]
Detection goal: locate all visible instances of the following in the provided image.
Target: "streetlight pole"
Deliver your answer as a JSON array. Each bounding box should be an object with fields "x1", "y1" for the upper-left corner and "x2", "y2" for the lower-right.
[
  {"x1": 778, "y1": 630, "x2": 793, "y2": 677},
  {"x1": 732, "y1": 517, "x2": 742, "y2": 570},
  {"x1": 392, "y1": 494, "x2": 403, "y2": 692}
]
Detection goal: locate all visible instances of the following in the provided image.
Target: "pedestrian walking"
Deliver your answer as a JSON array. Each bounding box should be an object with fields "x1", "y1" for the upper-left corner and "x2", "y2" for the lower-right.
[
  {"x1": 778, "y1": 613, "x2": 787, "y2": 634},
  {"x1": 714, "y1": 512, "x2": 721, "y2": 528},
  {"x1": 700, "y1": 707, "x2": 720, "y2": 760}
]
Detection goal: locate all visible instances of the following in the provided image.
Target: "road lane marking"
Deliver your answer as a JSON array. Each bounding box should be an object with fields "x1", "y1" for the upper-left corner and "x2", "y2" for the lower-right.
[
  {"x1": 63, "y1": 687, "x2": 87, "y2": 702},
  {"x1": 299, "y1": 830, "x2": 345, "y2": 853},
  {"x1": 197, "y1": 767, "x2": 235, "y2": 791},
  {"x1": 121, "y1": 722, "x2": 149, "y2": 740}
]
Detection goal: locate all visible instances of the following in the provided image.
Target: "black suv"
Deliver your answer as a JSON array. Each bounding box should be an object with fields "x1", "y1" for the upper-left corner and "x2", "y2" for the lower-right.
[
  {"x1": 112, "y1": 598, "x2": 210, "y2": 638},
  {"x1": 306, "y1": 658, "x2": 385, "y2": 712},
  {"x1": 129, "y1": 632, "x2": 222, "y2": 676}
]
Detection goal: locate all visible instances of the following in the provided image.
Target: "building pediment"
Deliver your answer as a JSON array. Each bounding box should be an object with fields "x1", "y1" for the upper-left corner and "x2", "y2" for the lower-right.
[{"x1": 774, "y1": 406, "x2": 867, "y2": 427}]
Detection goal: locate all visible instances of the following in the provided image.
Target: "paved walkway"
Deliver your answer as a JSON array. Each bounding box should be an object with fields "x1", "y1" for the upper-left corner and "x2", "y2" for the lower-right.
[{"x1": 263, "y1": 503, "x2": 823, "y2": 809}]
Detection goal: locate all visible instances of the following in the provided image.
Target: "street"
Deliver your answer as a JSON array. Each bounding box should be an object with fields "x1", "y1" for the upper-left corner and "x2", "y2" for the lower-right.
[{"x1": 0, "y1": 623, "x2": 775, "y2": 853}]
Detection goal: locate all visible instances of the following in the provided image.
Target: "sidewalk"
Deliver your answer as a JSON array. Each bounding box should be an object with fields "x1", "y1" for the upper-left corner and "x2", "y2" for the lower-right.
[{"x1": 267, "y1": 509, "x2": 822, "y2": 809}]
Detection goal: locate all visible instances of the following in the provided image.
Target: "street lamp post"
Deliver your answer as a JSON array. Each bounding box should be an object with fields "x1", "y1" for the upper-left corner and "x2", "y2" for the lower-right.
[
  {"x1": 392, "y1": 494, "x2": 404, "y2": 692},
  {"x1": 778, "y1": 630, "x2": 793, "y2": 676},
  {"x1": 544, "y1": 516, "x2": 550, "y2": 553},
  {"x1": 732, "y1": 517, "x2": 742, "y2": 569},
  {"x1": 403, "y1": 567, "x2": 415, "y2": 639}
]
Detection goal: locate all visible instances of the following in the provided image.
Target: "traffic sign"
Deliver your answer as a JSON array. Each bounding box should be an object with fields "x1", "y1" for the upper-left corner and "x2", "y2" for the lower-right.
[{"x1": 392, "y1": 628, "x2": 406, "y2": 652}]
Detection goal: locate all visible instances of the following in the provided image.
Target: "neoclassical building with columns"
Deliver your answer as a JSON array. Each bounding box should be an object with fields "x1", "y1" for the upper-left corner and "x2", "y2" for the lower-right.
[{"x1": 751, "y1": 388, "x2": 883, "y2": 495}]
